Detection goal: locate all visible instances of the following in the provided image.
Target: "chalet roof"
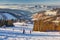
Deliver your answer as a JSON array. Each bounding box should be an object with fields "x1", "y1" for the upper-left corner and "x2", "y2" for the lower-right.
[{"x1": 32, "y1": 8, "x2": 60, "y2": 21}]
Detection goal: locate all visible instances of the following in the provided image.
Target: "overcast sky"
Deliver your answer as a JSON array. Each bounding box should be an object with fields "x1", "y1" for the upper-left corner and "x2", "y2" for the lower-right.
[{"x1": 0, "y1": 0, "x2": 60, "y2": 5}]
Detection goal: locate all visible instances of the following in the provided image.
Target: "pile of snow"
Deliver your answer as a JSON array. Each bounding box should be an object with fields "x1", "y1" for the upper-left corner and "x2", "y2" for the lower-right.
[
  {"x1": 32, "y1": 31, "x2": 60, "y2": 35},
  {"x1": 13, "y1": 22, "x2": 27, "y2": 27}
]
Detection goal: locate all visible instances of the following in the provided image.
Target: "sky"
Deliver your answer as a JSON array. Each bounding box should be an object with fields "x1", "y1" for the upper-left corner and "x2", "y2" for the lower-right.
[{"x1": 0, "y1": 0, "x2": 60, "y2": 5}]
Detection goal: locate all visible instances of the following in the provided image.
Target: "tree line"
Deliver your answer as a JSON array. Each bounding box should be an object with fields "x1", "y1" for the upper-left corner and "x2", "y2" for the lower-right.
[{"x1": 0, "y1": 19, "x2": 17, "y2": 27}]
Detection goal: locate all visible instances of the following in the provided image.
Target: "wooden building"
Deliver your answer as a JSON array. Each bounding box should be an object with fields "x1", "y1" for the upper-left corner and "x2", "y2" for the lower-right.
[
  {"x1": 32, "y1": 9, "x2": 60, "y2": 32},
  {"x1": 33, "y1": 18, "x2": 60, "y2": 32}
]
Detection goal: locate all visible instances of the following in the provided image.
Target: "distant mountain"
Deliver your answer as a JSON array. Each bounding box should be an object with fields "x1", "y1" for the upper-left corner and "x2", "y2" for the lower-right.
[
  {"x1": 0, "y1": 8, "x2": 33, "y2": 21},
  {"x1": 0, "y1": 4, "x2": 59, "y2": 13}
]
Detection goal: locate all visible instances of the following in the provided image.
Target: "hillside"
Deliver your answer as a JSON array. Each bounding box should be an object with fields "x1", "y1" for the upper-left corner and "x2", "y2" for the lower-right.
[{"x1": 0, "y1": 8, "x2": 33, "y2": 21}]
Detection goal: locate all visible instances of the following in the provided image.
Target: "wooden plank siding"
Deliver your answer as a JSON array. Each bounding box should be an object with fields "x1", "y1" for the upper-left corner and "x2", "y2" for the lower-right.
[{"x1": 33, "y1": 20, "x2": 60, "y2": 32}]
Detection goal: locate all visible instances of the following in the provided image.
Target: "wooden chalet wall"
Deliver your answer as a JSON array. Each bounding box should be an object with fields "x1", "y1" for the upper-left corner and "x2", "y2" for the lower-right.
[{"x1": 33, "y1": 20, "x2": 60, "y2": 32}]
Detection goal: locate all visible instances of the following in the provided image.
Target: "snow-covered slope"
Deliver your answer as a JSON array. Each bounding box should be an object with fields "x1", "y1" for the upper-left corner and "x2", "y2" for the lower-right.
[
  {"x1": 0, "y1": 9, "x2": 33, "y2": 21},
  {"x1": 0, "y1": 24, "x2": 60, "y2": 40}
]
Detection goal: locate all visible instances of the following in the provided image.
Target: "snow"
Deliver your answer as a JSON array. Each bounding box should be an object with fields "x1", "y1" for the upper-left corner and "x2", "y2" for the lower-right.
[
  {"x1": 0, "y1": 36, "x2": 6, "y2": 39},
  {"x1": 13, "y1": 22, "x2": 27, "y2": 27},
  {"x1": 2, "y1": 13, "x2": 16, "y2": 20},
  {"x1": 4, "y1": 36, "x2": 60, "y2": 40},
  {"x1": 31, "y1": 32, "x2": 60, "y2": 35},
  {"x1": 0, "y1": 23, "x2": 60, "y2": 40},
  {"x1": 25, "y1": 30, "x2": 31, "y2": 34},
  {"x1": 0, "y1": 4, "x2": 60, "y2": 40}
]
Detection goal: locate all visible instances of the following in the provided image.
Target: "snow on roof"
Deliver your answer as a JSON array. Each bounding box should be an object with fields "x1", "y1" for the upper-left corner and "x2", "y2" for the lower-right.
[{"x1": 52, "y1": 20, "x2": 60, "y2": 23}]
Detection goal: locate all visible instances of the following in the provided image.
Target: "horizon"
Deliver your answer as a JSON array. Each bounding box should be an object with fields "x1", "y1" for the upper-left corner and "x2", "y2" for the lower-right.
[{"x1": 0, "y1": 0, "x2": 60, "y2": 5}]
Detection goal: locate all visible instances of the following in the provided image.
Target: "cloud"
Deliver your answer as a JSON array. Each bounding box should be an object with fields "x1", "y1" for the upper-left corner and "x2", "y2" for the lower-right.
[{"x1": 0, "y1": 0, "x2": 59, "y2": 5}]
